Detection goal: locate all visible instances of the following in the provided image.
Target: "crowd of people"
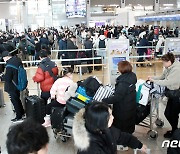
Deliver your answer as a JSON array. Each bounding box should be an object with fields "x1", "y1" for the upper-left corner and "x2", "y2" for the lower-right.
[
  {"x1": 0, "y1": 25, "x2": 179, "y2": 72},
  {"x1": 0, "y1": 25, "x2": 180, "y2": 154}
]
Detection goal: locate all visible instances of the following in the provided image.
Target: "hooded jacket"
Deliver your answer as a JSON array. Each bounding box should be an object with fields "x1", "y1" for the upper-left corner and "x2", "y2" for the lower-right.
[
  {"x1": 153, "y1": 61, "x2": 180, "y2": 90},
  {"x1": 3, "y1": 56, "x2": 22, "y2": 92},
  {"x1": 73, "y1": 109, "x2": 143, "y2": 154},
  {"x1": 33, "y1": 57, "x2": 58, "y2": 92},
  {"x1": 103, "y1": 72, "x2": 137, "y2": 134}
]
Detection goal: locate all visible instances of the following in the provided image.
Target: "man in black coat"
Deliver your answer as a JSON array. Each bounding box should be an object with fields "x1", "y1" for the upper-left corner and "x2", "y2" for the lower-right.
[
  {"x1": 84, "y1": 35, "x2": 93, "y2": 73},
  {"x1": 1, "y1": 51, "x2": 25, "y2": 123},
  {"x1": 67, "y1": 35, "x2": 78, "y2": 70},
  {"x1": 137, "y1": 35, "x2": 149, "y2": 65}
]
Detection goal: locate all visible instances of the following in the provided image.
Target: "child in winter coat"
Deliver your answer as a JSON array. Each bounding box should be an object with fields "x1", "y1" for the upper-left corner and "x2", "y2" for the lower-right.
[{"x1": 42, "y1": 67, "x2": 76, "y2": 127}]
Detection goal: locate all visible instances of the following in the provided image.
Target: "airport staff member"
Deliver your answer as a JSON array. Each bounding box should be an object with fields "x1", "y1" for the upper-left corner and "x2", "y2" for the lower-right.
[{"x1": 149, "y1": 52, "x2": 180, "y2": 138}]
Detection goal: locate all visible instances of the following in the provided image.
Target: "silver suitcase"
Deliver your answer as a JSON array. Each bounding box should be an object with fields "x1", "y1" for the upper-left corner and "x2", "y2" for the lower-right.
[
  {"x1": 64, "y1": 114, "x2": 74, "y2": 135},
  {"x1": 0, "y1": 88, "x2": 5, "y2": 107}
]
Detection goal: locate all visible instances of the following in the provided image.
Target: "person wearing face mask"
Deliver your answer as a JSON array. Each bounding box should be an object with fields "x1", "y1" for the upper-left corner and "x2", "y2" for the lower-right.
[
  {"x1": 42, "y1": 67, "x2": 74, "y2": 127},
  {"x1": 149, "y1": 52, "x2": 180, "y2": 138},
  {"x1": 73, "y1": 102, "x2": 147, "y2": 154}
]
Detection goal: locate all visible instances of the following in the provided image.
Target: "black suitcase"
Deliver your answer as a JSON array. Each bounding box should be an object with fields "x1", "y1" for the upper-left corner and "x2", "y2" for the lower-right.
[
  {"x1": 66, "y1": 98, "x2": 86, "y2": 114},
  {"x1": 135, "y1": 103, "x2": 150, "y2": 125},
  {"x1": 25, "y1": 95, "x2": 46, "y2": 124},
  {"x1": 50, "y1": 107, "x2": 68, "y2": 130}
]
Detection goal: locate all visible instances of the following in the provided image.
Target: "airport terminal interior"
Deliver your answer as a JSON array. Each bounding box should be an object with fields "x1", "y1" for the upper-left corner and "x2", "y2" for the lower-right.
[{"x1": 0, "y1": 0, "x2": 180, "y2": 154}]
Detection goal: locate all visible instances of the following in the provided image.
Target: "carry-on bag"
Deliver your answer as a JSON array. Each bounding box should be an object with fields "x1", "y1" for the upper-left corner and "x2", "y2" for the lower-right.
[
  {"x1": 25, "y1": 95, "x2": 46, "y2": 124},
  {"x1": 135, "y1": 102, "x2": 150, "y2": 125},
  {"x1": 76, "y1": 86, "x2": 93, "y2": 103},
  {"x1": 0, "y1": 88, "x2": 5, "y2": 107},
  {"x1": 93, "y1": 85, "x2": 115, "y2": 102},
  {"x1": 50, "y1": 107, "x2": 67, "y2": 130},
  {"x1": 64, "y1": 114, "x2": 74, "y2": 135},
  {"x1": 66, "y1": 98, "x2": 86, "y2": 114}
]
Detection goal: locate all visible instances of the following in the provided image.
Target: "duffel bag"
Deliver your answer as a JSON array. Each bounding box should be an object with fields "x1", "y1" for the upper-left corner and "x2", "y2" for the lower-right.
[
  {"x1": 135, "y1": 103, "x2": 150, "y2": 125},
  {"x1": 93, "y1": 85, "x2": 115, "y2": 102},
  {"x1": 76, "y1": 86, "x2": 93, "y2": 103},
  {"x1": 66, "y1": 98, "x2": 86, "y2": 114}
]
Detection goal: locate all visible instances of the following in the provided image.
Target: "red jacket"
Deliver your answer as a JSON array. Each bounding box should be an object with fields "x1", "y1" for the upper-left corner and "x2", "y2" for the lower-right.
[
  {"x1": 33, "y1": 67, "x2": 58, "y2": 92},
  {"x1": 33, "y1": 57, "x2": 59, "y2": 92}
]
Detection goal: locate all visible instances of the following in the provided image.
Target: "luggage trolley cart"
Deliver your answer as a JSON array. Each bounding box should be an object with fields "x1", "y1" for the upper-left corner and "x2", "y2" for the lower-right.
[
  {"x1": 51, "y1": 97, "x2": 86, "y2": 143},
  {"x1": 138, "y1": 81, "x2": 164, "y2": 139}
]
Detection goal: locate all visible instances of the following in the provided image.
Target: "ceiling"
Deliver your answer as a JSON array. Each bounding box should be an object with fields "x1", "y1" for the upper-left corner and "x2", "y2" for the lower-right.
[{"x1": 91, "y1": 0, "x2": 178, "y2": 6}]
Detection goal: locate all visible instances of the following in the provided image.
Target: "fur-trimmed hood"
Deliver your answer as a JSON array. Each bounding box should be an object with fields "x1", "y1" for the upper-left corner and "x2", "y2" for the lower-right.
[{"x1": 72, "y1": 108, "x2": 90, "y2": 151}]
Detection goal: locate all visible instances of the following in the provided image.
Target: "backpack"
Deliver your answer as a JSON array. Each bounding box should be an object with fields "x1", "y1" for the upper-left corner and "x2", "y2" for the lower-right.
[
  {"x1": 99, "y1": 39, "x2": 106, "y2": 48},
  {"x1": 6, "y1": 64, "x2": 28, "y2": 91},
  {"x1": 79, "y1": 76, "x2": 102, "y2": 97},
  {"x1": 39, "y1": 63, "x2": 58, "y2": 81}
]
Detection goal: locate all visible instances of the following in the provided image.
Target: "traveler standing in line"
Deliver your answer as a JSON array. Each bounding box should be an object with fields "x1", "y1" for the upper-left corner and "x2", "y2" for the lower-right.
[
  {"x1": 33, "y1": 50, "x2": 58, "y2": 105},
  {"x1": 149, "y1": 52, "x2": 180, "y2": 138},
  {"x1": 67, "y1": 35, "x2": 78, "y2": 70},
  {"x1": 103, "y1": 61, "x2": 137, "y2": 150},
  {"x1": 137, "y1": 35, "x2": 149, "y2": 66},
  {"x1": 84, "y1": 35, "x2": 93, "y2": 73},
  {"x1": 1, "y1": 51, "x2": 25, "y2": 123},
  {"x1": 42, "y1": 67, "x2": 74, "y2": 127},
  {"x1": 58, "y1": 33, "x2": 68, "y2": 66},
  {"x1": 73, "y1": 102, "x2": 147, "y2": 154}
]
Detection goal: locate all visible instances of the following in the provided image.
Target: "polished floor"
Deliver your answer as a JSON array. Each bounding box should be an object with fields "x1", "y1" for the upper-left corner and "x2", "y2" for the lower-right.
[{"x1": 0, "y1": 62, "x2": 179, "y2": 154}]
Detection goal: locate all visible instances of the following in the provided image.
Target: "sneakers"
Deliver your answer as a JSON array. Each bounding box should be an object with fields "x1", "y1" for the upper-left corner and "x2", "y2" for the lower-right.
[
  {"x1": 117, "y1": 145, "x2": 129, "y2": 151},
  {"x1": 11, "y1": 117, "x2": 24, "y2": 123},
  {"x1": 42, "y1": 115, "x2": 51, "y2": 128},
  {"x1": 164, "y1": 130, "x2": 173, "y2": 138}
]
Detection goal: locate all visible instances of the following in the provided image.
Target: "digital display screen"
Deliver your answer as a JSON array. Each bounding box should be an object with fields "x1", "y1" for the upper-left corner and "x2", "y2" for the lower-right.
[
  {"x1": 112, "y1": 57, "x2": 126, "y2": 69},
  {"x1": 65, "y1": 0, "x2": 86, "y2": 18}
]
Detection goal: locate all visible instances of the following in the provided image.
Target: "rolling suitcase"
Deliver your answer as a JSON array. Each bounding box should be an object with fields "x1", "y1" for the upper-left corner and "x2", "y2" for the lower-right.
[
  {"x1": 0, "y1": 88, "x2": 5, "y2": 107},
  {"x1": 66, "y1": 98, "x2": 86, "y2": 114},
  {"x1": 50, "y1": 107, "x2": 68, "y2": 130},
  {"x1": 25, "y1": 95, "x2": 46, "y2": 124},
  {"x1": 64, "y1": 114, "x2": 74, "y2": 135}
]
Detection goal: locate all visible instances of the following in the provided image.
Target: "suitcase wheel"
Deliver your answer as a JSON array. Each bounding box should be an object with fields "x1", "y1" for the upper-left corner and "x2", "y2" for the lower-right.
[
  {"x1": 147, "y1": 130, "x2": 158, "y2": 140},
  {"x1": 155, "y1": 119, "x2": 164, "y2": 128}
]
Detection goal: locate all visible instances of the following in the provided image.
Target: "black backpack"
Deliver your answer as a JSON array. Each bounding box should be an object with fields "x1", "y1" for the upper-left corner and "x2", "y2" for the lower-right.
[
  {"x1": 78, "y1": 76, "x2": 102, "y2": 97},
  {"x1": 99, "y1": 39, "x2": 106, "y2": 48}
]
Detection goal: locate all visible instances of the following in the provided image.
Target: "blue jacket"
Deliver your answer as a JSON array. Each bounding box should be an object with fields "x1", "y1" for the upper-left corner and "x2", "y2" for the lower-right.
[
  {"x1": 137, "y1": 38, "x2": 149, "y2": 53},
  {"x1": 59, "y1": 39, "x2": 67, "y2": 50}
]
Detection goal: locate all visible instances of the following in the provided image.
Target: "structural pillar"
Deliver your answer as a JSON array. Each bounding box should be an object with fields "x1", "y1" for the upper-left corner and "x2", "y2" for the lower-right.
[
  {"x1": 154, "y1": 0, "x2": 160, "y2": 12},
  {"x1": 22, "y1": 1, "x2": 28, "y2": 29},
  {"x1": 121, "y1": 0, "x2": 125, "y2": 8},
  {"x1": 86, "y1": 0, "x2": 91, "y2": 27}
]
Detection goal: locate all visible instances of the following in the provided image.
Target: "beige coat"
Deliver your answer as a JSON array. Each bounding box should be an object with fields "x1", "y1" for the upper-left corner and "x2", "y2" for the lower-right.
[{"x1": 153, "y1": 61, "x2": 180, "y2": 90}]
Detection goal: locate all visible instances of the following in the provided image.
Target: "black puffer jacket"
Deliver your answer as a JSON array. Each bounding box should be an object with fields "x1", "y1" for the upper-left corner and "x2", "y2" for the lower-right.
[
  {"x1": 103, "y1": 72, "x2": 137, "y2": 134},
  {"x1": 3, "y1": 56, "x2": 22, "y2": 92}
]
